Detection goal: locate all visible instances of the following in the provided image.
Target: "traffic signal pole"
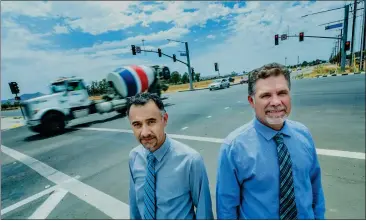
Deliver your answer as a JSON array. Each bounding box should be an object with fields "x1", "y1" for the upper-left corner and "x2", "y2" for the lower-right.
[
  {"x1": 185, "y1": 42, "x2": 193, "y2": 91},
  {"x1": 132, "y1": 44, "x2": 194, "y2": 90},
  {"x1": 341, "y1": 4, "x2": 350, "y2": 72}
]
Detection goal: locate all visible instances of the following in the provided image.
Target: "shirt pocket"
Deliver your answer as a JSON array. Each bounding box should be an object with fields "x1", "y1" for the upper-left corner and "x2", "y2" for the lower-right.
[{"x1": 157, "y1": 173, "x2": 189, "y2": 199}]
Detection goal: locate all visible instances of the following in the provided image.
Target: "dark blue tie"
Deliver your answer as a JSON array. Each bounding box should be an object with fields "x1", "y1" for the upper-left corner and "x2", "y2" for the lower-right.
[
  {"x1": 144, "y1": 152, "x2": 156, "y2": 220},
  {"x1": 274, "y1": 133, "x2": 298, "y2": 220}
]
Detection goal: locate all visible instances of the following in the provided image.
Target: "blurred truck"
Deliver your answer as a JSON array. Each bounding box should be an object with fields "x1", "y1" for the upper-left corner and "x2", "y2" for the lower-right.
[{"x1": 20, "y1": 65, "x2": 171, "y2": 136}]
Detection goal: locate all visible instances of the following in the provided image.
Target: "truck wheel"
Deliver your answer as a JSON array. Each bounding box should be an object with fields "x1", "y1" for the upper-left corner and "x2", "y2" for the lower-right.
[{"x1": 40, "y1": 112, "x2": 65, "y2": 136}]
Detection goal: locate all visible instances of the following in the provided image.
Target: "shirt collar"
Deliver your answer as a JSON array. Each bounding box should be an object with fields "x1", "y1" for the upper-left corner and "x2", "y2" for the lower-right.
[
  {"x1": 253, "y1": 117, "x2": 292, "y2": 141},
  {"x1": 145, "y1": 134, "x2": 171, "y2": 162}
]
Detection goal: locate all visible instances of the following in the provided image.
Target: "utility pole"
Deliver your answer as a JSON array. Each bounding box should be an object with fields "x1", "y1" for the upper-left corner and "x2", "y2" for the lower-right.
[
  {"x1": 285, "y1": 57, "x2": 287, "y2": 66},
  {"x1": 362, "y1": 0, "x2": 366, "y2": 71},
  {"x1": 341, "y1": 4, "x2": 350, "y2": 72},
  {"x1": 339, "y1": 29, "x2": 343, "y2": 65},
  {"x1": 350, "y1": 0, "x2": 358, "y2": 70},
  {"x1": 297, "y1": 55, "x2": 299, "y2": 67}
]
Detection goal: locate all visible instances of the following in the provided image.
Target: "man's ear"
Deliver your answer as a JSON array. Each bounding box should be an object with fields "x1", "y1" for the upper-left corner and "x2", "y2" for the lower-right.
[
  {"x1": 248, "y1": 95, "x2": 255, "y2": 109},
  {"x1": 163, "y1": 112, "x2": 168, "y2": 125}
]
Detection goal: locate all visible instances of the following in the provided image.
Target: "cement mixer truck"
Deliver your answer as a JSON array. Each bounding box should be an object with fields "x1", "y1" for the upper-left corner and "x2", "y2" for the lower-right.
[{"x1": 20, "y1": 65, "x2": 171, "y2": 136}]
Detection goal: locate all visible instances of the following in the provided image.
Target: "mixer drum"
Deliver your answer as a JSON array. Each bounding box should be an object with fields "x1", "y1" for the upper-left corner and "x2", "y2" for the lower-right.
[{"x1": 106, "y1": 65, "x2": 156, "y2": 98}]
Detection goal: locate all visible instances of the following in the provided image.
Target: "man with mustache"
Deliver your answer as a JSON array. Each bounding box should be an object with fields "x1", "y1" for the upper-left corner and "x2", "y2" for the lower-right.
[
  {"x1": 127, "y1": 92, "x2": 213, "y2": 220},
  {"x1": 216, "y1": 63, "x2": 325, "y2": 219}
]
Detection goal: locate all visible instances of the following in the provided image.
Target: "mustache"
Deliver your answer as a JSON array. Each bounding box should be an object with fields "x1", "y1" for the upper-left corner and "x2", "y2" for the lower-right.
[
  {"x1": 266, "y1": 106, "x2": 286, "y2": 112},
  {"x1": 140, "y1": 135, "x2": 156, "y2": 140}
]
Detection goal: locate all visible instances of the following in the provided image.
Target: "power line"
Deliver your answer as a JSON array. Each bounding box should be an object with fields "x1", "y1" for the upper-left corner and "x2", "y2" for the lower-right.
[
  {"x1": 318, "y1": 14, "x2": 363, "y2": 26},
  {"x1": 301, "y1": 6, "x2": 346, "y2": 18}
]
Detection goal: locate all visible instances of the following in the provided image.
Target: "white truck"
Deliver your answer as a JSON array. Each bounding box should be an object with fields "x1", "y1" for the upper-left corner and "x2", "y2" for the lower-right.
[{"x1": 20, "y1": 65, "x2": 171, "y2": 136}]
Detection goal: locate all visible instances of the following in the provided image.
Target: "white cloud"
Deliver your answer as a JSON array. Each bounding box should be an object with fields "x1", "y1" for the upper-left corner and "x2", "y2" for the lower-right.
[
  {"x1": 1, "y1": 0, "x2": 362, "y2": 100},
  {"x1": 53, "y1": 24, "x2": 69, "y2": 34},
  {"x1": 207, "y1": 35, "x2": 216, "y2": 39}
]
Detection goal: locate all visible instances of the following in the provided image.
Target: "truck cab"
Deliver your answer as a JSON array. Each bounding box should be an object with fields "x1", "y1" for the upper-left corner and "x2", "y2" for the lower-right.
[{"x1": 22, "y1": 77, "x2": 92, "y2": 135}]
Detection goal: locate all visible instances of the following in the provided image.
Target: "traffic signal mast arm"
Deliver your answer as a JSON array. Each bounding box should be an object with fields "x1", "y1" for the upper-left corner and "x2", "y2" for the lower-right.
[
  {"x1": 137, "y1": 48, "x2": 189, "y2": 66},
  {"x1": 287, "y1": 34, "x2": 342, "y2": 40}
]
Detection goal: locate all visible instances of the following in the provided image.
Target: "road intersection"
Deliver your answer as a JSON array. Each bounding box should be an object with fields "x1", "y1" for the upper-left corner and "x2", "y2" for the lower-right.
[{"x1": 1, "y1": 75, "x2": 365, "y2": 219}]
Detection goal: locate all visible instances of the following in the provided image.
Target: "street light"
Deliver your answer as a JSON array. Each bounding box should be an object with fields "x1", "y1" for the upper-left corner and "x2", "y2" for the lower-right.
[{"x1": 167, "y1": 39, "x2": 193, "y2": 90}]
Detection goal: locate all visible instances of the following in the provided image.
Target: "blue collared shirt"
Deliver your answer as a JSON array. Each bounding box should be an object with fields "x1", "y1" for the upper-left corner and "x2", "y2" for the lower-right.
[
  {"x1": 216, "y1": 117, "x2": 326, "y2": 219},
  {"x1": 129, "y1": 135, "x2": 214, "y2": 220}
]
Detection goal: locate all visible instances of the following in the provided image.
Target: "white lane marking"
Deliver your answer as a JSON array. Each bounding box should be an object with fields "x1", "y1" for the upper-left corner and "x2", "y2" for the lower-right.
[
  {"x1": 1, "y1": 175, "x2": 80, "y2": 216},
  {"x1": 80, "y1": 127, "x2": 365, "y2": 160},
  {"x1": 28, "y1": 188, "x2": 68, "y2": 219},
  {"x1": 181, "y1": 127, "x2": 188, "y2": 130},
  {"x1": 316, "y1": 149, "x2": 365, "y2": 160},
  {"x1": 224, "y1": 107, "x2": 229, "y2": 109},
  {"x1": 1, "y1": 145, "x2": 130, "y2": 219},
  {"x1": 1, "y1": 186, "x2": 58, "y2": 216},
  {"x1": 207, "y1": 116, "x2": 212, "y2": 119}
]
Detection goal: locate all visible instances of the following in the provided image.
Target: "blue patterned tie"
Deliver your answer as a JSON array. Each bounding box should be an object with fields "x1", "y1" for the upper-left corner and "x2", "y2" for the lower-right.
[
  {"x1": 144, "y1": 152, "x2": 156, "y2": 220},
  {"x1": 274, "y1": 133, "x2": 298, "y2": 220}
]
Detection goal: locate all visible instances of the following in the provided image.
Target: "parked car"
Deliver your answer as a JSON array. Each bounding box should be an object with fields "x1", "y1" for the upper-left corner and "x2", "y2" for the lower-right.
[
  {"x1": 240, "y1": 75, "x2": 248, "y2": 84},
  {"x1": 209, "y1": 78, "x2": 230, "y2": 90}
]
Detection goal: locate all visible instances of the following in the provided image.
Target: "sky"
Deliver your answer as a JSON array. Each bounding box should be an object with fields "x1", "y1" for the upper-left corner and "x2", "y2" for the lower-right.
[{"x1": 1, "y1": 0, "x2": 364, "y2": 100}]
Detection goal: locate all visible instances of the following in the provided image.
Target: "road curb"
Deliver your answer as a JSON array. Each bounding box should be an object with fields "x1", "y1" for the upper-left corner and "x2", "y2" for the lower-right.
[
  {"x1": 178, "y1": 82, "x2": 241, "y2": 93},
  {"x1": 316, "y1": 72, "x2": 365, "y2": 78}
]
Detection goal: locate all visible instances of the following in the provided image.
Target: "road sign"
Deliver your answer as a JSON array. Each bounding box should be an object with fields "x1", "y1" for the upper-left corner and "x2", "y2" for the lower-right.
[
  {"x1": 136, "y1": 46, "x2": 141, "y2": 53},
  {"x1": 325, "y1": 23, "x2": 342, "y2": 30},
  {"x1": 281, "y1": 34, "x2": 288, "y2": 40},
  {"x1": 180, "y1": 52, "x2": 186, "y2": 56}
]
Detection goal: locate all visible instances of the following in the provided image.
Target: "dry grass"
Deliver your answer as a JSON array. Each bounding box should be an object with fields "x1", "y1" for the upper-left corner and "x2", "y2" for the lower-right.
[
  {"x1": 164, "y1": 76, "x2": 242, "y2": 93},
  {"x1": 298, "y1": 64, "x2": 359, "y2": 79}
]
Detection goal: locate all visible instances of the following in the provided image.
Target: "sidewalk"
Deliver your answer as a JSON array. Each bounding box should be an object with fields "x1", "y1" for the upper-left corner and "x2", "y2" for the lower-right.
[{"x1": 1, "y1": 116, "x2": 25, "y2": 131}]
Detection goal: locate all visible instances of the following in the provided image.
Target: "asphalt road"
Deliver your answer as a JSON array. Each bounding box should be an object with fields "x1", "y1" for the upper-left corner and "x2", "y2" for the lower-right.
[{"x1": 1, "y1": 74, "x2": 365, "y2": 219}]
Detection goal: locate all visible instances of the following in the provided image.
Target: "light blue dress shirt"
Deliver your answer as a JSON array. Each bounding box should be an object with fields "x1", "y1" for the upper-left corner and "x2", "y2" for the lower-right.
[
  {"x1": 216, "y1": 117, "x2": 326, "y2": 219},
  {"x1": 129, "y1": 135, "x2": 214, "y2": 220}
]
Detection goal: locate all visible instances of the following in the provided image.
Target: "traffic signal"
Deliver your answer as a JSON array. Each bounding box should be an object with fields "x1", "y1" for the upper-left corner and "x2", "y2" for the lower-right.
[
  {"x1": 275, "y1": 34, "x2": 279, "y2": 45},
  {"x1": 158, "y1": 48, "x2": 162, "y2": 57},
  {"x1": 345, "y1": 41, "x2": 350, "y2": 51},
  {"x1": 214, "y1": 62, "x2": 219, "y2": 71},
  {"x1": 299, "y1": 32, "x2": 304, "y2": 42},
  {"x1": 173, "y1": 54, "x2": 176, "y2": 62},
  {"x1": 131, "y1": 45, "x2": 136, "y2": 55},
  {"x1": 9, "y1": 82, "x2": 20, "y2": 94}
]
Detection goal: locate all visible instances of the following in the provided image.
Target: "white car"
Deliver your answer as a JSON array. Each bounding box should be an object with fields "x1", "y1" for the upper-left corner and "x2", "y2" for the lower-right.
[{"x1": 209, "y1": 78, "x2": 230, "y2": 91}]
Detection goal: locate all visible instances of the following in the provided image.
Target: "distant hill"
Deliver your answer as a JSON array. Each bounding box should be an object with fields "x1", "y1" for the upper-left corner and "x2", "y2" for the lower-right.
[{"x1": 1, "y1": 92, "x2": 45, "y2": 104}]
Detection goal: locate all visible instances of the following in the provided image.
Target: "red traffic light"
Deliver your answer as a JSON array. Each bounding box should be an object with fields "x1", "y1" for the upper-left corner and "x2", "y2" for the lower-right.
[
  {"x1": 275, "y1": 34, "x2": 279, "y2": 45},
  {"x1": 299, "y1": 32, "x2": 304, "y2": 42},
  {"x1": 345, "y1": 41, "x2": 350, "y2": 51}
]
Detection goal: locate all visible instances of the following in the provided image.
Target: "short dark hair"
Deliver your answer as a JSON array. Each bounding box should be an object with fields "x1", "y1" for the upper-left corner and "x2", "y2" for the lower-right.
[
  {"x1": 125, "y1": 92, "x2": 166, "y2": 116},
  {"x1": 248, "y1": 62, "x2": 291, "y2": 96}
]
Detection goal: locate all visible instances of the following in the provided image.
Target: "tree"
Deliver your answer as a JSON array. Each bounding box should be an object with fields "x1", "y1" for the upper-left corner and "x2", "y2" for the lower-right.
[
  {"x1": 195, "y1": 73, "x2": 201, "y2": 82},
  {"x1": 170, "y1": 71, "x2": 181, "y2": 84},
  {"x1": 181, "y1": 72, "x2": 189, "y2": 84}
]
